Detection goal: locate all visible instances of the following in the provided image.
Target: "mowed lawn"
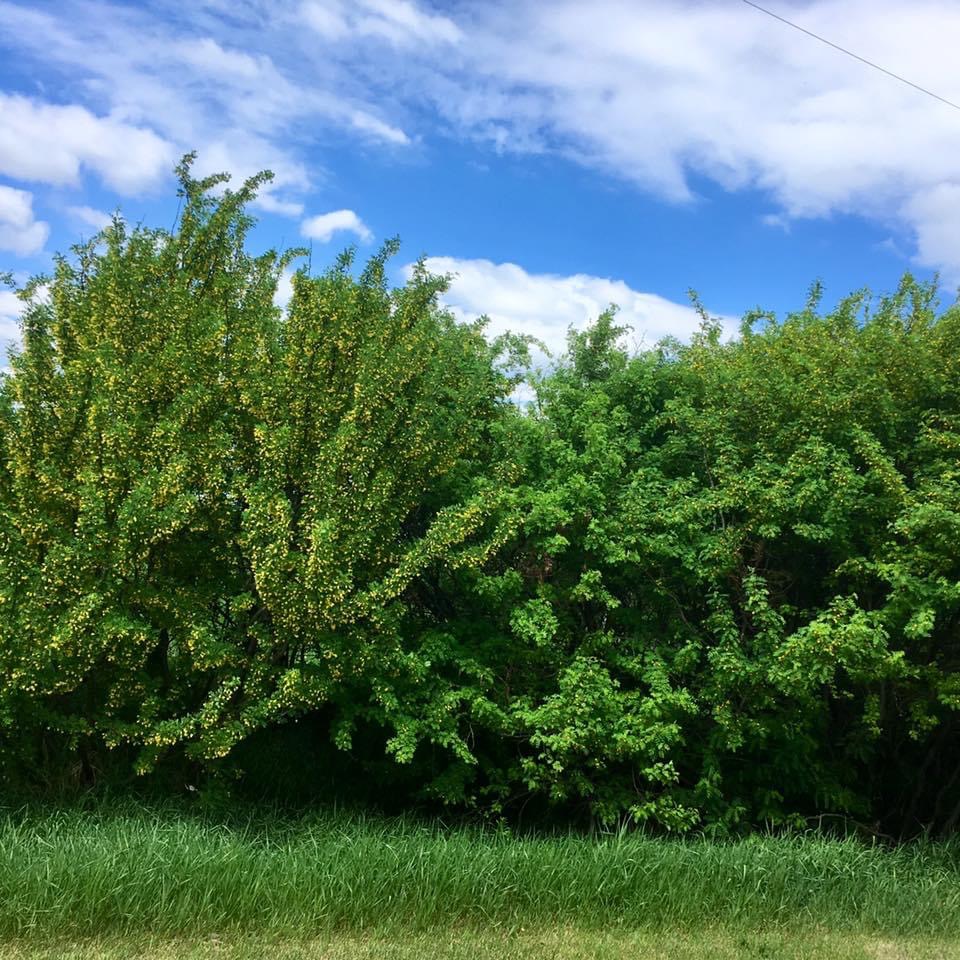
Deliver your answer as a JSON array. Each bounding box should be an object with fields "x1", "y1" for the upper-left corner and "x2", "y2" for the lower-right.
[
  {"x1": 0, "y1": 931, "x2": 958, "y2": 960},
  {"x1": 2, "y1": 805, "x2": 958, "y2": 958},
  {"x1": 0, "y1": 931, "x2": 958, "y2": 959}
]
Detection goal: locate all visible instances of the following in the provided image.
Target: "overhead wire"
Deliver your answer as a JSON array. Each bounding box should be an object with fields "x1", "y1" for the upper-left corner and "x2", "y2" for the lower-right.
[{"x1": 741, "y1": 0, "x2": 960, "y2": 113}]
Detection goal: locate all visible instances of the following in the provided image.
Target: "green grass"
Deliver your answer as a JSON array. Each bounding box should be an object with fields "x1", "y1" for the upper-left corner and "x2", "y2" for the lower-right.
[{"x1": 1, "y1": 803, "x2": 958, "y2": 956}]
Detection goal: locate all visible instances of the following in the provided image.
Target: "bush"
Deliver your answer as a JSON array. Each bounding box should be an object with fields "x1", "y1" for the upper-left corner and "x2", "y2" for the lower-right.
[
  {"x1": 1, "y1": 158, "x2": 958, "y2": 837},
  {"x1": 0, "y1": 158, "x2": 516, "y2": 789}
]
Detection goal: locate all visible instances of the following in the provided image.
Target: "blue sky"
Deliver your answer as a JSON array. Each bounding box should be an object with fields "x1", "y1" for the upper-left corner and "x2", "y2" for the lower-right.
[{"x1": 1, "y1": 0, "x2": 959, "y2": 355}]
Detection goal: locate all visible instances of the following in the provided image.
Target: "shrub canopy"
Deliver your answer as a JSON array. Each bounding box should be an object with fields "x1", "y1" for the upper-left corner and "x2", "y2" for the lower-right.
[{"x1": 1, "y1": 160, "x2": 958, "y2": 837}]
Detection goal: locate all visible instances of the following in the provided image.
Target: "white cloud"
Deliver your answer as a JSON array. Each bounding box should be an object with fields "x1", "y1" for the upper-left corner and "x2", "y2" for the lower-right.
[
  {"x1": 0, "y1": 2, "x2": 411, "y2": 212},
  {"x1": 300, "y1": 0, "x2": 461, "y2": 46},
  {"x1": 273, "y1": 266, "x2": 296, "y2": 312},
  {"x1": 416, "y1": 256, "x2": 735, "y2": 357},
  {"x1": 761, "y1": 213, "x2": 791, "y2": 233},
  {"x1": 67, "y1": 205, "x2": 113, "y2": 231},
  {"x1": 0, "y1": 289, "x2": 22, "y2": 341},
  {"x1": 0, "y1": 94, "x2": 175, "y2": 194},
  {"x1": 0, "y1": 185, "x2": 49, "y2": 256},
  {"x1": 253, "y1": 194, "x2": 305, "y2": 218},
  {"x1": 189, "y1": 136, "x2": 312, "y2": 216},
  {"x1": 3, "y1": 0, "x2": 960, "y2": 280},
  {"x1": 349, "y1": 111, "x2": 411, "y2": 145},
  {"x1": 301, "y1": 209, "x2": 372, "y2": 243},
  {"x1": 175, "y1": 37, "x2": 265, "y2": 81},
  {"x1": 356, "y1": 0, "x2": 461, "y2": 46},
  {"x1": 300, "y1": 3, "x2": 349, "y2": 39},
  {"x1": 414, "y1": 0, "x2": 960, "y2": 278},
  {"x1": 901, "y1": 184, "x2": 960, "y2": 279}
]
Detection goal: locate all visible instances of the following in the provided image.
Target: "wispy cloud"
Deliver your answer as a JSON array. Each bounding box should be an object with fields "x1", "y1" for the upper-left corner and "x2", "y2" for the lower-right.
[
  {"x1": 300, "y1": 0, "x2": 461, "y2": 46},
  {"x1": 66, "y1": 205, "x2": 113, "y2": 232},
  {"x1": 2, "y1": 0, "x2": 960, "y2": 278},
  {"x1": 0, "y1": 0, "x2": 416, "y2": 212}
]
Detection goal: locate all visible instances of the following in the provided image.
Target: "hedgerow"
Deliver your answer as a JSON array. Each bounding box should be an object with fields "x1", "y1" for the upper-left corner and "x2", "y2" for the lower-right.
[{"x1": 1, "y1": 158, "x2": 957, "y2": 837}]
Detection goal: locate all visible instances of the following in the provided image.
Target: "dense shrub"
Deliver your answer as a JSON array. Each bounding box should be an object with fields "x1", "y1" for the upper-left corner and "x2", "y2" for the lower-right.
[
  {"x1": 0, "y1": 160, "x2": 516, "y2": 788},
  {"x1": 1, "y1": 160, "x2": 957, "y2": 836},
  {"x1": 433, "y1": 296, "x2": 960, "y2": 836}
]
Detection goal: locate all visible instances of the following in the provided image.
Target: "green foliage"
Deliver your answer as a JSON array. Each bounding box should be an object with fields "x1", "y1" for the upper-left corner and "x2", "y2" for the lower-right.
[
  {"x1": 1, "y1": 157, "x2": 958, "y2": 837},
  {"x1": 0, "y1": 158, "x2": 516, "y2": 786},
  {"x1": 440, "y1": 281, "x2": 960, "y2": 835}
]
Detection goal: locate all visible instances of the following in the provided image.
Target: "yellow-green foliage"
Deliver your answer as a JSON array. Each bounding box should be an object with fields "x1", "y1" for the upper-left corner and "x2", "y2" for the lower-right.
[{"x1": 0, "y1": 158, "x2": 516, "y2": 778}]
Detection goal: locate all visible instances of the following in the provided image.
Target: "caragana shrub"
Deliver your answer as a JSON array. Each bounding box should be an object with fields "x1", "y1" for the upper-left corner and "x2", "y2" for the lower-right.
[{"x1": 0, "y1": 157, "x2": 517, "y2": 785}]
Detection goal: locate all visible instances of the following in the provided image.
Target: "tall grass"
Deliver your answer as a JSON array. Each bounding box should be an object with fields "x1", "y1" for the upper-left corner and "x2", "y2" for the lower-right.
[{"x1": 1, "y1": 804, "x2": 957, "y2": 938}]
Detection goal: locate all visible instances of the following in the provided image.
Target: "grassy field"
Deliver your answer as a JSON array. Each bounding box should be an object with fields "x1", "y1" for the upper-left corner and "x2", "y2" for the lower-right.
[{"x1": 1, "y1": 804, "x2": 958, "y2": 958}]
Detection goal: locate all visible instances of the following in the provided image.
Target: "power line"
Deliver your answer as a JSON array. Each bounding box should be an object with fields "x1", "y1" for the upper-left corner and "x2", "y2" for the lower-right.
[{"x1": 742, "y1": 0, "x2": 960, "y2": 114}]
